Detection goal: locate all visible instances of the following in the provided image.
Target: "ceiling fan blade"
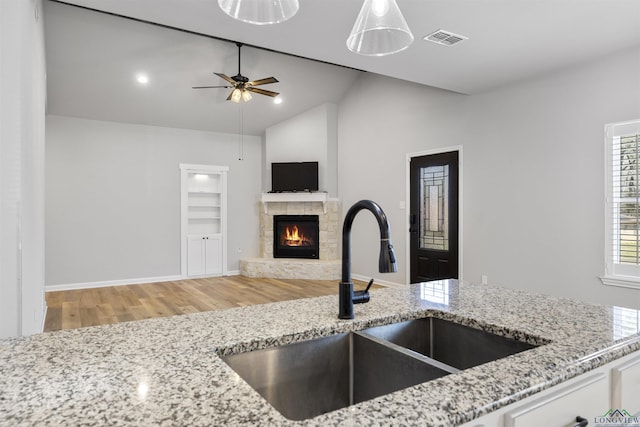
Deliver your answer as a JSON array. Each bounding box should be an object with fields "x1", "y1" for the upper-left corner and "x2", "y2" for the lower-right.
[
  {"x1": 247, "y1": 77, "x2": 279, "y2": 86},
  {"x1": 192, "y1": 85, "x2": 233, "y2": 89},
  {"x1": 214, "y1": 72, "x2": 237, "y2": 85},
  {"x1": 226, "y1": 91, "x2": 233, "y2": 101},
  {"x1": 246, "y1": 87, "x2": 280, "y2": 97}
]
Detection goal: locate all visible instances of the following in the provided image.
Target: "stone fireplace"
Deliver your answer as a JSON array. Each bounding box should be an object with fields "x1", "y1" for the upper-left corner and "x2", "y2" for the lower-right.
[{"x1": 240, "y1": 195, "x2": 341, "y2": 279}]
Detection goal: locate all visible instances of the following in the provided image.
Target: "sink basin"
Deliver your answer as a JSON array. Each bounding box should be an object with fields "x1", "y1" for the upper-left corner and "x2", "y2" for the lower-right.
[
  {"x1": 221, "y1": 331, "x2": 454, "y2": 420},
  {"x1": 221, "y1": 317, "x2": 540, "y2": 421},
  {"x1": 361, "y1": 317, "x2": 537, "y2": 370}
]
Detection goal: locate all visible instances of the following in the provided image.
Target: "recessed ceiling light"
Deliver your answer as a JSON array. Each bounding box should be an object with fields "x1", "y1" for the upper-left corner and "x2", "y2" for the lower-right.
[
  {"x1": 136, "y1": 73, "x2": 149, "y2": 84},
  {"x1": 273, "y1": 97, "x2": 283, "y2": 105}
]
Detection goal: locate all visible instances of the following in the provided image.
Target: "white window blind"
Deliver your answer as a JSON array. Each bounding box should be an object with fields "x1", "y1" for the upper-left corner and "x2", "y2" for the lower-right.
[{"x1": 604, "y1": 120, "x2": 640, "y2": 287}]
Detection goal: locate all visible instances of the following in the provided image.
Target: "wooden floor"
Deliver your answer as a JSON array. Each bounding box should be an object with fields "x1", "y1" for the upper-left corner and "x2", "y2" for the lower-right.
[{"x1": 44, "y1": 276, "x2": 375, "y2": 332}]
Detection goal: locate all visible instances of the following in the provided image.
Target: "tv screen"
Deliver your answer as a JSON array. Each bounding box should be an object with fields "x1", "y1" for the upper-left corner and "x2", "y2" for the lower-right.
[{"x1": 271, "y1": 162, "x2": 319, "y2": 192}]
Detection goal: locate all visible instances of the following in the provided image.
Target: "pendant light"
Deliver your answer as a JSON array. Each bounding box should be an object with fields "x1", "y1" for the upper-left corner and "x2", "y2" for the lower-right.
[
  {"x1": 218, "y1": 0, "x2": 299, "y2": 25},
  {"x1": 347, "y1": 0, "x2": 414, "y2": 56}
]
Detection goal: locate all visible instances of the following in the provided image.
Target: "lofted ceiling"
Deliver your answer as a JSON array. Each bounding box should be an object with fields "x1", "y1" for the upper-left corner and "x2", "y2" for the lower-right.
[
  {"x1": 44, "y1": 0, "x2": 640, "y2": 135},
  {"x1": 43, "y1": 1, "x2": 363, "y2": 135}
]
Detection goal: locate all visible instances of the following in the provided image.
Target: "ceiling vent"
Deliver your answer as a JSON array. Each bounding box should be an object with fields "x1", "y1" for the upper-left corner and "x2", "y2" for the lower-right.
[{"x1": 423, "y1": 29, "x2": 468, "y2": 46}]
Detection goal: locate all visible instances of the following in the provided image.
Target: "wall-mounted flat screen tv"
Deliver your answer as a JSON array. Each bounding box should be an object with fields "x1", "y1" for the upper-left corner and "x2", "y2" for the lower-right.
[{"x1": 271, "y1": 161, "x2": 319, "y2": 192}]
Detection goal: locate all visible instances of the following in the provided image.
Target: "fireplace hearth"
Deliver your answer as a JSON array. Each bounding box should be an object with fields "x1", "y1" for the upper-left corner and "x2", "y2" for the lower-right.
[{"x1": 273, "y1": 215, "x2": 319, "y2": 259}]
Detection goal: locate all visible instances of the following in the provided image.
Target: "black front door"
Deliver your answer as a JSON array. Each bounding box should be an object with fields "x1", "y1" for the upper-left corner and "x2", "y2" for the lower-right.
[{"x1": 409, "y1": 151, "x2": 459, "y2": 283}]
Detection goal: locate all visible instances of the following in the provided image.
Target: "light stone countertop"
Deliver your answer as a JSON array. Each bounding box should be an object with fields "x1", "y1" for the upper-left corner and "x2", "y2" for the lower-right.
[{"x1": 1, "y1": 280, "x2": 639, "y2": 426}]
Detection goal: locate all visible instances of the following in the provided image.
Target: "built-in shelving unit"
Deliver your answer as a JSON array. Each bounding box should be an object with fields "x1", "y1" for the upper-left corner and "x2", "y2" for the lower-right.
[{"x1": 181, "y1": 164, "x2": 228, "y2": 277}]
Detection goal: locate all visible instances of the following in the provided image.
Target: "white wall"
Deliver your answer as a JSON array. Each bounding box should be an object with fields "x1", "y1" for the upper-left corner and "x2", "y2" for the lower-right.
[
  {"x1": 338, "y1": 47, "x2": 640, "y2": 309},
  {"x1": 45, "y1": 116, "x2": 261, "y2": 287},
  {"x1": 0, "y1": 0, "x2": 47, "y2": 338},
  {"x1": 462, "y1": 46, "x2": 640, "y2": 308},
  {"x1": 337, "y1": 74, "x2": 468, "y2": 287},
  {"x1": 265, "y1": 103, "x2": 337, "y2": 195}
]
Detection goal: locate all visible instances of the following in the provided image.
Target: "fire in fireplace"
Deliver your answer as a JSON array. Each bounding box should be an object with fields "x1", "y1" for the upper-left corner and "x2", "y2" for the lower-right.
[{"x1": 273, "y1": 215, "x2": 319, "y2": 259}]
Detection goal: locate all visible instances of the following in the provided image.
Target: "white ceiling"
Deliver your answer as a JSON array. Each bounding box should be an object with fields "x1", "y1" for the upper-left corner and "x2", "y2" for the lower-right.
[
  {"x1": 44, "y1": 1, "x2": 363, "y2": 135},
  {"x1": 45, "y1": 0, "x2": 640, "y2": 135}
]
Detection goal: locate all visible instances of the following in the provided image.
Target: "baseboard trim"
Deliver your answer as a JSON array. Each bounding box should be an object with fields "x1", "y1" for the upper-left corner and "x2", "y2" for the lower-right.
[
  {"x1": 45, "y1": 275, "x2": 184, "y2": 292},
  {"x1": 352, "y1": 274, "x2": 405, "y2": 290},
  {"x1": 226, "y1": 270, "x2": 240, "y2": 276}
]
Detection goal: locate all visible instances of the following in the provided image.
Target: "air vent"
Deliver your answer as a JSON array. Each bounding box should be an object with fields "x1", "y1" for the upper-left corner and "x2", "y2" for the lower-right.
[{"x1": 423, "y1": 29, "x2": 468, "y2": 46}]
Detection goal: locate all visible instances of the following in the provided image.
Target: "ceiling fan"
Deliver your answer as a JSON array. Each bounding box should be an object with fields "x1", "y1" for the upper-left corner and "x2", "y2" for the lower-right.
[{"x1": 192, "y1": 42, "x2": 279, "y2": 103}]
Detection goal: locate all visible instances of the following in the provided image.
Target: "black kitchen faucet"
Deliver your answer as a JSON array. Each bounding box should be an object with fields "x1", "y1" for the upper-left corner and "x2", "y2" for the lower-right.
[{"x1": 338, "y1": 200, "x2": 397, "y2": 319}]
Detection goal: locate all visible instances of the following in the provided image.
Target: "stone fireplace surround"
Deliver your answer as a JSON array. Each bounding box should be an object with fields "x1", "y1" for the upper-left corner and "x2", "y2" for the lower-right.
[{"x1": 239, "y1": 196, "x2": 341, "y2": 280}]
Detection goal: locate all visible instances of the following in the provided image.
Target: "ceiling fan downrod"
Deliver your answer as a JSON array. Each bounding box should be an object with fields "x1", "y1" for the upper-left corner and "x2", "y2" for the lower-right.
[{"x1": 235, "y1": 42, "x2": 245, "y2": 81}]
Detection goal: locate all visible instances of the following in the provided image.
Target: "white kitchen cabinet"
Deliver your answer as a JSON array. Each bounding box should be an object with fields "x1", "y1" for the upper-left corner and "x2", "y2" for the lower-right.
[
  {"x1": 611, "y1": 353, "x2": 640, "y2": 416},
  {"x1": 180, "y1": 164, "x2": 228, "y2": 278},
  {"x1": 459, "y1": 350, "x2": 640, "y2": 427},
  {"x1": 503, "y1": 374, "x2": 607, "y2": 427}
]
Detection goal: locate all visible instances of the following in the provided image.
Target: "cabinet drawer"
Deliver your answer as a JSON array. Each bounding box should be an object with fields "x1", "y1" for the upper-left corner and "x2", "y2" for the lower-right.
[
  {"x1": 504, "y1": 373, "x2": 608, "y2": 427},
  {"x1": 611, "y1": 354, "x2": 640, "y2": 416}
]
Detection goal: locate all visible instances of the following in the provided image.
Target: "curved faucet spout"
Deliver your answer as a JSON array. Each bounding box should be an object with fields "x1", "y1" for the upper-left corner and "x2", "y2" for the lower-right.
[
  {"x1": 341, "y1": 200, "x2": 397, "y2": 282},
  {"x1": 339, "y1": 200, "x2": 397, "y2": 319}
]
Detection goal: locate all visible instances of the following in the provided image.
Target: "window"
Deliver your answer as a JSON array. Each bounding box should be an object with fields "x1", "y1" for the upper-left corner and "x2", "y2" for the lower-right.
[
  {"x1": 604, "y1": 119, "x2": 640, "y2": 288},
  {"x1": 419, "y1": 165, "x2": 449, "y2": 251}
]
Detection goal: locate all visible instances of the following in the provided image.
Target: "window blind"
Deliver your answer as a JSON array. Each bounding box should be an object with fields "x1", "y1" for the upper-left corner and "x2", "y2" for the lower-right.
[
  {"x1": 606, "y1": 120, "x2": 640, "y2": 283},
  {"x1": 612, "y1": 133, "x2": 640, "y2": 264}
]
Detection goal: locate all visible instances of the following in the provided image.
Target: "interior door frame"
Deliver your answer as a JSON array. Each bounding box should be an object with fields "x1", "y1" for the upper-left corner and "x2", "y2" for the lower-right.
[{"x1": 405, "y1": 146, "x2": 463, "y2": 284}]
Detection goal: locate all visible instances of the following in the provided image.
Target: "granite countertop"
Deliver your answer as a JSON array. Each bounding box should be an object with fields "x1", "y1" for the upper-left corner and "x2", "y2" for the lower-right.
[{"x1": 1, "y1": 280, "x2": 639, "y2": 426}]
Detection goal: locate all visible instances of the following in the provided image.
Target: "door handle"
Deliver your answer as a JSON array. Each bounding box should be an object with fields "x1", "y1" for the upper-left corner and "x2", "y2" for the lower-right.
[{"x1": 409, "y1": 214, "x2": 418, "y2": 233}]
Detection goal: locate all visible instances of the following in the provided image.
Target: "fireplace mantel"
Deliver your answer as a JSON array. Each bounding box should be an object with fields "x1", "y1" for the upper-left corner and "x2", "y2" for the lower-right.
[{"x1": 260, "y1": 192, "x2": 329, "y2": 213}]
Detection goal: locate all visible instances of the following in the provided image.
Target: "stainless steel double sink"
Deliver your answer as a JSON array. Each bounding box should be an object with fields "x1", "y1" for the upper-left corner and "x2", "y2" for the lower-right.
[{"x1": 221, "y1": 317, "x2": 539, "y2": 421}]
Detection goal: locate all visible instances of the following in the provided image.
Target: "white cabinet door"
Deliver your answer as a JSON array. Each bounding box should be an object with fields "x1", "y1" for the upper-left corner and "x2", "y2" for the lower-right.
[
  {"x1": 187, "y1": 235, "x2": 205, "y2": 276},
  {"x1": 504, "y1": 374, "x2": 608, "y2": 427},
  {"x1": 611, "y1": 354, "x2": 640, "y2": 416},
  {"x1": 187, "y1": 235, "x2": 222, "y2": 277},
  {"x1": 204, "y1": 235, "x2": 222, "y2": 275},
  {"x1": 461, "y1": 352, "x2": 640, "y2": 427}
]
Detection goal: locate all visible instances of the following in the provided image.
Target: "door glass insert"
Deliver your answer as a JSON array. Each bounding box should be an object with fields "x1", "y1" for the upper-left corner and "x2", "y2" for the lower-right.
[{"x1": 420, "y1": 165, "x2": 449, "y2": 251}]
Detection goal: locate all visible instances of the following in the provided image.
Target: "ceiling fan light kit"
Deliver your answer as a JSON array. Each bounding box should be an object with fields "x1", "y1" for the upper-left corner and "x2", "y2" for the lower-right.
[
  {"x1": 218, "y1": 0, "x2": 299, "y2": 25},
  {"x1": 347, "y1": 0, "x2": 414, "y2": 56},
  {"x1": 192, "y1": 43, "x2": 279, "y2": 103},
  {"x1": 230, "y1": 88, "x2": 242, "y2": 103}
]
